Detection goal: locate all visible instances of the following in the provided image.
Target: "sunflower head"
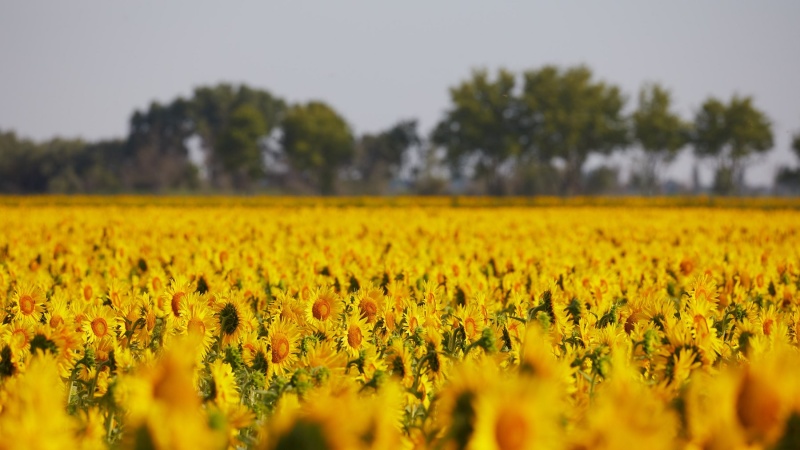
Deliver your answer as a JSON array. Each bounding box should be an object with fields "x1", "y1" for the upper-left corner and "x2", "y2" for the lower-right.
[
  {"x1": 11, "y1": 283, "x2": 45, "y2": 325},
  {"x1": 356, "y1": 284, "x2": 385, "y2": 324},
  {"x1": 306, "y1": 287, "x2": 343, "y2": 330},
  {"x1": 268, "y1": 318, "x2": 301, "y2": 378}
]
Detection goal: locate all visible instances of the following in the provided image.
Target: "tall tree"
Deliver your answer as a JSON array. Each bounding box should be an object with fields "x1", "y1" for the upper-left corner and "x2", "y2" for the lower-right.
[
  {"x1": 280, "y1": 101, "x2": 355, "y2": 195},
  {"x1": 214, "y1": 104, "x2": 268, "y2": 189},
  {"x1": 631, "y1": 83, "x2": 689, "y2": 194},
  {"x1": 693, "y1": 95, "x2": 773, "y2": 195},
  {"x1": 431, "y1": 69, "x2": 521, "y2": 195},
  {"x1": 520, "y1": 66, "x2": 629, "y2": 195},
  {"x1": 126, "y1": 98, "x2": 197, "y2": 191},
  {"x1": 191, "y1": 84, "x2": 285, "y2": 186},
  {"x1": 354, "y1": 119, "x2": 420, "y2": 193},
  {"x1": 774, "y1": 131, "x2": 800, "y2": 192}
]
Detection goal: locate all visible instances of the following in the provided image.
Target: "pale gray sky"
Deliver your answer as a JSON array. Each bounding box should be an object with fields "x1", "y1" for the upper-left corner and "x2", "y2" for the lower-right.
[{"x1": 1, "y1": 1, "x2": 799, "y2": 187}]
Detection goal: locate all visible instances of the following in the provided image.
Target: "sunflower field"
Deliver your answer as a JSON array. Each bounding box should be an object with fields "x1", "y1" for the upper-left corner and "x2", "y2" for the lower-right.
[{"x1": 2, "y1": 197, "x2": 800, "y2": 450}]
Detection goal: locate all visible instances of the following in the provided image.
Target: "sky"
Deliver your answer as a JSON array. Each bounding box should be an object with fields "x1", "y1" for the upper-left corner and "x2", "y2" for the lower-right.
[{"x1": 2, "y1": 1, "x2": 799, "y2": 187}]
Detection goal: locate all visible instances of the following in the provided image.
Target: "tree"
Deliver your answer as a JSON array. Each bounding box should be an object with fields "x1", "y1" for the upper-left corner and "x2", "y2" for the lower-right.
[
  {"x1": 190, "y1": 84, "x2": 285, "y2": 187},
  {"x1": 631, "y1": 83, "x2": 689, "y2": 194},
  {"x1": 431, "y1": 69, "x2": 521, "y2": 195},
  {"x1": 0, "y1": 130, "x2": 49, "y2": 193},
  {"x1": 125, "y1": 83, "x2": 286, "y2": 190},
  {"x1": 0, "y1": 130, "x2": 126, "y2": 194},
  {"x1": 280, "y1": 101, "x2": 355, "y2": 195},
  {"x1": 214, "y1": 105, "x2": 268, "y2": 189},
  {"x1": 353, "y1": 119, "x2": 420, "y2": 193},
  {"x1": 520, "y1": 66, "x2": 629, "y2": 195},
  {"x1": 126, "y1": 98, "x2": 197, "y2": 191},
  {"x1": 693, "y1": 95, "x2": 773, "y2": 195},
  {"x1": 774, "y1": 131, "x2": 800, "y2": 193},
  {"x1": 794, "y1": 132, "x2": 800, "y2": 161}
]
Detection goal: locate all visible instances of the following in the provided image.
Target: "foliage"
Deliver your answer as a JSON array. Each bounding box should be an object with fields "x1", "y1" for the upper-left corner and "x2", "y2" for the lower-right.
[
  {"x1": 280, "y1": 101, "x2": 355, "y2": 194},
  {"x1": 692, "y1": 95, "x2": 773, "y2": 195},
  {"x1": 431, "y1": 69, "x2": 522, "y2": 195},
  {"x1": 631, "y1": 83, "x2": 690, "y2": 194},
  {"x1": 520, "y1": 65, "x2": 629, "y2": 195}
]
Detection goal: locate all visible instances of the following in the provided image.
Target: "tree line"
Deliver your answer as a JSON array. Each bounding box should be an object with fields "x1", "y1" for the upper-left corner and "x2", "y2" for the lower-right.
[{"x1": 2, "y1": 65, "x2": 799, "y2": 196}]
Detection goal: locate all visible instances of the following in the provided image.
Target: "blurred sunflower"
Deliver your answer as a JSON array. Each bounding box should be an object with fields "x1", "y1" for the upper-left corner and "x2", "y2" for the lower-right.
[{"x1": 180, "y1": 296, "x2": 218, "y2": 359}]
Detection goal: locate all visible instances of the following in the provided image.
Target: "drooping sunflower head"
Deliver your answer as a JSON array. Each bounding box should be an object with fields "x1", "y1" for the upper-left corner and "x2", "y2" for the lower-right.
[
  {"x1": 242, "y1": 334, "x2": 270, "y2": 376},
  {"x1": 356, "y1": 284, "x2": 385, "y2": 324},
  {"x1": 163, "y1": 275, "x2": 193, "y2": 318},
  {"x1": 386, "y1": 340, "x2": 413, "y2": 387}
]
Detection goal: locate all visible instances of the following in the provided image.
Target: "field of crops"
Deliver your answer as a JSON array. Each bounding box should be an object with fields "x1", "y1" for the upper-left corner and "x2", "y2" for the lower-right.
[{"x1": 1, "y1": 198, "x2": 800, "y2": 449}]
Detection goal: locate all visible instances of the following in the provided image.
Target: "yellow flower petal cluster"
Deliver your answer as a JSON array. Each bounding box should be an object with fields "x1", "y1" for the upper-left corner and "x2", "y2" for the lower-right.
[{"x1": 0, "y1": 197, "x2": 799, "y2": 449}]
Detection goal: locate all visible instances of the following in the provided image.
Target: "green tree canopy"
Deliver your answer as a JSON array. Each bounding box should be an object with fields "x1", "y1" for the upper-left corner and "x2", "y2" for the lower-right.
[
  {"x1": 214, "y1": 104, "x2": 268, "y2": 189},
  {"x1": 693, "y1": 95, "x2": 773, "y2": 195},
  {"x1": 280, "y1": 101, "x2": 355, "y2": 195},
  {"x1": 631, "y1": 83, "x2": 689, "y2": 194},
  {"x1": 431, "y1": 69, "x2": 521, "y2": 195},
  {"x1": 521, "y1": 65, "x2": 629, "y2": 195},
  {"x1": 190, "y1": 84, "x2": 285, "y2": 185},
  {"x1": 127, "y1": 83, "x2": 285, "y2": 189}
]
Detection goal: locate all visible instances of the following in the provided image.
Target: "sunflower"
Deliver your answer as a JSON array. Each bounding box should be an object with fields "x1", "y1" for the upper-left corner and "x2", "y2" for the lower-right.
[
  {"x1": 454, "y1": 303, "x2": 484, "y2": 344},
  {"x1": 1, "y1": 321, "x2": 33, "y2": 354},
  {"x1": 268, "y1": 290, "x2": 306, "y2": 325},
  {"x1": 355, "y1": 283, "x2": 385, "y2": 324},
  {"x1": 241, "y1": 333, "x2": 270, "y2": 376},
  {"x1": 44, "y1": 289, "x2": 70, "y2": 330},
  {"x1": 385, "y1": 340, "x2": 413, "y2": 387},
  {"x1": 105, "y1": 278, "x2": 129, "y2": 310},
  {"x1": 10, "y1": 283, "x2": 45, "y2": 327},
  {"x1": 47, "y1": 324, "x2": 83, "y2": 377},
  {"x1": 689, "y1": 274, "x2": 718, "y2": 306},
  {"x1": 302, "y1": 339, "x2": 347, "y2": 375},
  {"x1": 213, "y1": 294, "x2": 251, "y2": 348},
  {"x1": 74, "y1": 407, "x2": 107, "y2": 450},
  {"x1": 403, "y1": 302, "x2": 424, "y2": 339},
  {"x1": 163, "y1": 275, "x2": 193, "y2": 318},
  {"x1": 469, "y1": 378, "x2": 562, "y2": 450},
  {"x1": 179, "y1": 296, "x2": 218, "y2": 359},
  {"x1": 341, "y1": 312, "x2": 370, "y2": 358},
  {"x1": 82, "y1": 304, "x2": 117, "y2": 344},
  {"x1": 268, "y1": 318, "x2": 301, "y2": 378},
  {"x1": 208, "y1": 359, "x2": 240, "y2": 407},
  {"x1": 305, "y1": 287, "x2": 344, "y2": 333},
  {"x1": 78, "y1": 279, "x2": 101, "y2": 305},
  {"x1": 0, "y1": 354, "x2": 79, "y2": 449}
]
